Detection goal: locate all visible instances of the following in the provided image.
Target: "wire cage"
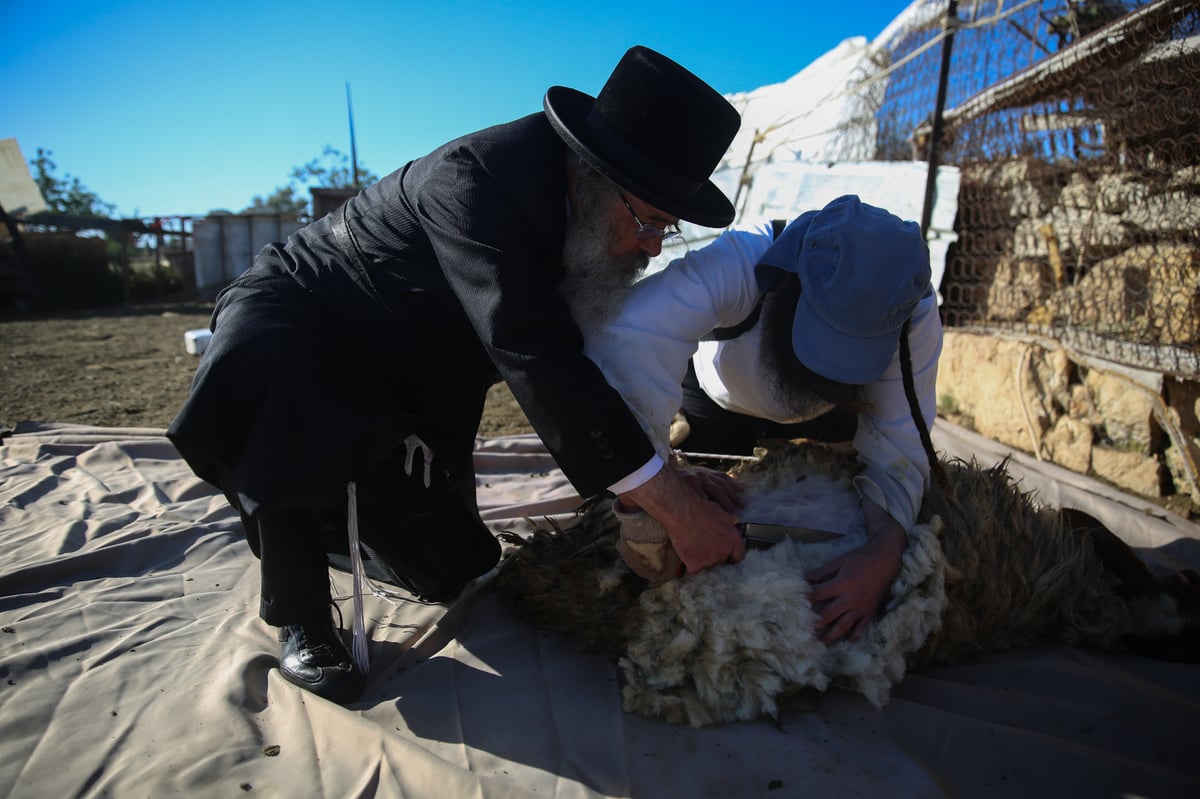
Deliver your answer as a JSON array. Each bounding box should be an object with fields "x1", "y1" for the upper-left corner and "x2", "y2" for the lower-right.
[{"x1": 883, "y1": 0, "x2": 1199, "y2": 378}]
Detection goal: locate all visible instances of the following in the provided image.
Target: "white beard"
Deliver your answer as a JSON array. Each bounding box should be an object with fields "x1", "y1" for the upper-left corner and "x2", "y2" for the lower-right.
[{"x1": 558, "y1": 189, "x2": 649, "y2": 337}]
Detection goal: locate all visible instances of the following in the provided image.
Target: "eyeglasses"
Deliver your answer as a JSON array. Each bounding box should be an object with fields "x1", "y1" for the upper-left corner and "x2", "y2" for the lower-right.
[{"x1": 617, "y1": 190, "x2": 682, "y2": 242}]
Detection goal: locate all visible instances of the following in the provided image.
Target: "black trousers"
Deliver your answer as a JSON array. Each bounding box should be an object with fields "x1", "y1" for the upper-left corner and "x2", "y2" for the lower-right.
[
  {"x1": 239, "y1": 437, "x2": 501, "y2": 626},
  {"x1": 167, "y1": 260, "x2": 504, "y2": 627},
  {"x1": 678, "y1": 361, "x2": 858, "y2": 456}
]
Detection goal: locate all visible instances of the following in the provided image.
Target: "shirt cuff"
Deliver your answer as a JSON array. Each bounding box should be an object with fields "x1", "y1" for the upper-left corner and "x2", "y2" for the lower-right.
[{"x1": 608, "y1": 454, "x2": 665, "y2": 495}]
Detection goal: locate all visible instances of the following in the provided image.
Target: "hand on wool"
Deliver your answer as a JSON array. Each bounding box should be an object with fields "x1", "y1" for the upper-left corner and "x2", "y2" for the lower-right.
[
  {"x1": 675, "y1": 464, "x2": 746, "y2": 514},
  {"x1": 805, "y1": 498, "x2": 906, "y2": 644},
  {"x1": 619, "y1": 464, "x2": 745, "y2": 575}
]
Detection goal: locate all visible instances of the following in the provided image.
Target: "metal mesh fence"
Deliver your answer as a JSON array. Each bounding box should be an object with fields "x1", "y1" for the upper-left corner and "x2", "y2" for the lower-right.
[{"x1": 874, "y1": 0, "x2": 1200, "y2": 378}]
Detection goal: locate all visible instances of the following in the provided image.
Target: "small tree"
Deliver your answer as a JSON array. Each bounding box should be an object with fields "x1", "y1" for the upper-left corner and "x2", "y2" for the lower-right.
[
  {"x1": 17, "y1": 149, "x2": 126, "y2": 309},
  {"x1": 243, "y1": 146, "x2": 379, "y2": 220},
  {"x1": 291, "y1": 145, "x2": 378, "y2": 191},
  {"x1": 241, "y1": 185, "x2": 310, "y2": 217},
  {"x1": 29, "y1": 148, "x2": 116, "y2": 218}
]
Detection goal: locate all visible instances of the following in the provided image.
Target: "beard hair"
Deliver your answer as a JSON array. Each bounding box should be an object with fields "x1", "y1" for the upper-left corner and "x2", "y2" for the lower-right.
[
  {"x1": 759, "y1": 273, "x2": 839, "y2": 421},
  {"x1": 558, "y1": 170, "x2": 650, "y2": 337}
]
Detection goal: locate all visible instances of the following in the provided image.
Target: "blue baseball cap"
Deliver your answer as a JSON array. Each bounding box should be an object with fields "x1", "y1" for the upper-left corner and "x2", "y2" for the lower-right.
[{"x1": 754, "y1": 195, "x2": 931, "y2": 385}]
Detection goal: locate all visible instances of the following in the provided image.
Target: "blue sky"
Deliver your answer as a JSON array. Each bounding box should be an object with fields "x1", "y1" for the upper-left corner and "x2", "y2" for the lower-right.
[{"x1": 4, "y1": 1, "x2": 909, "y2": 219}]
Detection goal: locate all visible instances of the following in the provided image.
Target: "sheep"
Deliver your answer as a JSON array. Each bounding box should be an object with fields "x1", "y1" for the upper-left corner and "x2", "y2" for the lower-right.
[{"x1": 494, "y1": 440, "x2": 1200, "y2": 727}]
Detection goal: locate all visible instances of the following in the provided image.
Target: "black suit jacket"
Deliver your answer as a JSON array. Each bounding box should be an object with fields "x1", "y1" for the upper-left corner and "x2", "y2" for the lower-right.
[{"x1": 171, "y1": 113, "x2": 653, "y2": 505}]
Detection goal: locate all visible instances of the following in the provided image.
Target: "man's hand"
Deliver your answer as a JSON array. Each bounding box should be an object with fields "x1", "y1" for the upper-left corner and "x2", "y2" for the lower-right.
[
  {"x1": 675, "y1": 465, "x2": 745, "y2": 513},
  {"x1": 805, "y1": 498, "x2": 905, "y2": 644},
  {"x1": 618, "y1": 465, "x2": 745, "y2": 574}
]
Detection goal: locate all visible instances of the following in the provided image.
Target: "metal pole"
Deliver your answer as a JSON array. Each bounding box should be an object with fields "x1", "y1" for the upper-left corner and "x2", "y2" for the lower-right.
[
  {"x1": 920, "y1": 0, "x2": 959, "y2": 238},
  {"x1": 346, "y1": 81, "x2": 360, "y2": 189}
]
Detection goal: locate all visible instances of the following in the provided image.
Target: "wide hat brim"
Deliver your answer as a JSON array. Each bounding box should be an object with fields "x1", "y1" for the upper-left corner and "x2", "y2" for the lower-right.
[{"x1": 544, "y1": 47, "x2": 740, "y2": 229}]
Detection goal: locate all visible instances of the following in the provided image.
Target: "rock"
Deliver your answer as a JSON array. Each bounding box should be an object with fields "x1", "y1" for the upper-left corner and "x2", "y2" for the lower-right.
[
  {"x1": 1056, "y1": 205, "x2": 1132, "y2": 256},
  {"x1": 1145, "y1": 243, "x2": 1200, "y2": 345},
  {"x1": 1031, "y1": 348, "x2": 1074, "y2": 416},
  {"x1": 1084, "y1": 370, "x2": 1161, "y2": 451},
  {"x1": 1091, "y1": 446, "x2": 1163, "y2": 498},
  {"x1": 1124, "y1": 191, "x2": 1200, "y2": 235},
  {"x1": 1093, "y1": 172, "x2": 1147, "y2": 215},
  {"x1": 985, "y1": 257, "x2": 1052, "y2": 321},
  {"x1": 1048, "y1": 254, "x2": 1148, "y2": 336},
  {"x1": 937, "y1": 333, "x2": 1050, "y2": 452},
  {"x1": 1165, "y1": 443, "x2": 1199, "y2": 503},
  {"x1": 1044, "y1": 416, "x2": 1093, "y2": 474},
  {"x1": 1067, "y1": 383, "x2": 1098, "y2": 423}
]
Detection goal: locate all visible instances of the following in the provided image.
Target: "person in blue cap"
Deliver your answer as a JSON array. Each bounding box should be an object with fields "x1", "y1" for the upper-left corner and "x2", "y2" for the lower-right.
[{"x1": 585, "y1": 194, "x2": 944, "y2": 643}]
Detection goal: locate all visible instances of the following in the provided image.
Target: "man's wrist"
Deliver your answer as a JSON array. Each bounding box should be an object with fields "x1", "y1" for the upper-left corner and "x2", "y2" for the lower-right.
[{"x1": 608, "y1": 454, "x2": 665, "y2": 496}]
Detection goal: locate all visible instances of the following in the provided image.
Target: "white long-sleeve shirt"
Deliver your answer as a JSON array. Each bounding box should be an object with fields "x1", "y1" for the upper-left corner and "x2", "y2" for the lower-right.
[{"x1": 586, "y1": 221, "x2": 943, "y2": 532}]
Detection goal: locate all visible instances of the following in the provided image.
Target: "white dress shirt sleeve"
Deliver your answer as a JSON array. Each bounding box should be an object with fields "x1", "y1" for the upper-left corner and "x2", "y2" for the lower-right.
[{"x1": 585, "y1": 223, "x2": 773, "y2": 462}]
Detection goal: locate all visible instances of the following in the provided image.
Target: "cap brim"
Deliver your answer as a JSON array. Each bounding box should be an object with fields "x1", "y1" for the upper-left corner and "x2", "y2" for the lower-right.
[
  {"x1": 791, "y1": 294, "x2": 897, "y2": 385},
  {"x1": 544, "y1": 86, "x2": 735, "y2": 228}
]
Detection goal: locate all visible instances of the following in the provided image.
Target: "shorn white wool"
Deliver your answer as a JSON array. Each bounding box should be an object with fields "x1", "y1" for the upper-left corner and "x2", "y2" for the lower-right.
[{"x1": 620, "y1": 512, "x2": 947, "y2": 727}]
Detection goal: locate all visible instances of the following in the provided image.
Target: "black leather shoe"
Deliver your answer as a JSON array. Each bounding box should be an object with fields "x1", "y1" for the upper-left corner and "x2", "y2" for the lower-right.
[{"x1": 277, "y1": 616, "x2": 365, "y2": 703}]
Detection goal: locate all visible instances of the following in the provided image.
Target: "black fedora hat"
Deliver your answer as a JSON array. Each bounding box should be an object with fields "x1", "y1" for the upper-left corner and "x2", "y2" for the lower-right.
[{"x1": 544, "y1": 46, "x2": 741, "y2": 228}]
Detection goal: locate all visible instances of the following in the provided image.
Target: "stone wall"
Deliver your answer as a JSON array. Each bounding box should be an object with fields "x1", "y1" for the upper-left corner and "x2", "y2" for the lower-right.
[
  {"x1": 936, "y1": 330, "x2": 1200, "y2": 516},
  {"x1": 947, "y1": 161, "x2": 1200, "y2": 354}
]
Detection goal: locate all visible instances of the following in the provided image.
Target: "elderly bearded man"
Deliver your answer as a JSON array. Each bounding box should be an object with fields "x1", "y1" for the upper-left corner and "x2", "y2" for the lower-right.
[{"x1": 168, "y1": 46, "x2": 745, "y2": 704}]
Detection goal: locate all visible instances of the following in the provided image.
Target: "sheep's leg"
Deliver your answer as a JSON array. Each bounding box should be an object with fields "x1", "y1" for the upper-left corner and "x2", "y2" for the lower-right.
[
  {"x1": 1060, "y1": 507, "x2": 1159, "y2": 600},
  {"x1": 1061, "y1": 506, "x2": 1200, "y2": 662}
]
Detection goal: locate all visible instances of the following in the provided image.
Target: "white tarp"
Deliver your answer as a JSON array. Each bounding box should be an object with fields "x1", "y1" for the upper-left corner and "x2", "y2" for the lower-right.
[{"x1": 2, "y1": 422, "x2": 1198, "y2": 798}]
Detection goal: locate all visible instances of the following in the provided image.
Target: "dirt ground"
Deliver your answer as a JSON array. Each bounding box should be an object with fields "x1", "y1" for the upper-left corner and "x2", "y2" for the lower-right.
[{"x1": 0, "y1": 301, "x2": 534, "y2": 436}]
